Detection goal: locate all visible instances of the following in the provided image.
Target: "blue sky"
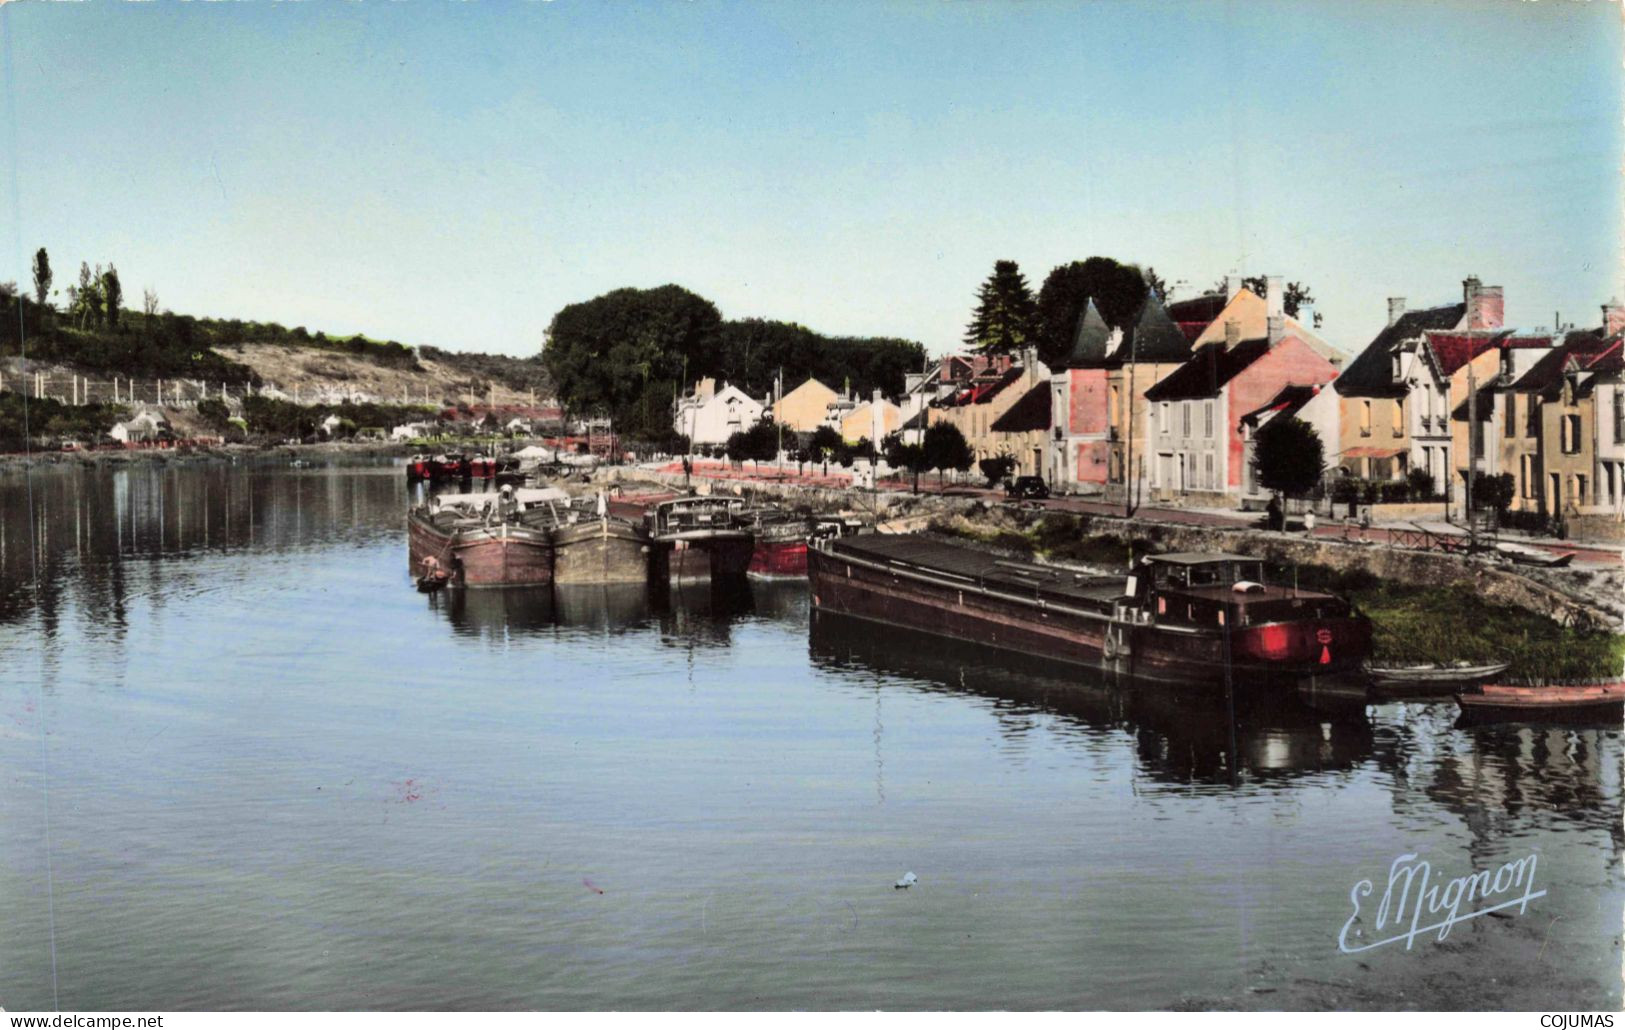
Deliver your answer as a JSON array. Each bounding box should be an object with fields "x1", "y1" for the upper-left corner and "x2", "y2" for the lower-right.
[{"x1": 3, "y1": 0, "x2": 1620, "y2": 357}]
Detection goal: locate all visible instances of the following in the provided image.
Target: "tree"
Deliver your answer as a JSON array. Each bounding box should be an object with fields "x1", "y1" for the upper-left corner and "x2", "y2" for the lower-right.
[
  {"x1": 103, "y1": 265, "x2": 123, "y2": 329},
  {"x1": 883, "y1": 434, "x2": 929, "y2": 493},
  {"x1": 1473, "y1": 472, "x2": 1515, "y2": 515},
  {"x1": 1034, "y1": 257, "x2": 1148, "y2": 369},
  {"x1": 979, "y1": 454, "x2": 1016, "y2": 487},
  {"x1": 1240, "y1": 276, "x2": 1315, "y2": 319},
  {"x1": 195, "y1": 398, "x2": 231, "y2": 430},
  {"x1": 143, "y1": 287, "x2": 159, "y2": 321},
  {"x1": 1250, "y1": 417, "x2": 1324, "y2": 499},
  {"x1": 809, "y1": 424, "x2": 842, "y2": 475},
  {"x1": 964, "y1": 260, "x2": 1039, "y2": 356},
  {"x1": 922, "y1": 421, "x2": 974, "y2": 487},
  {"x1": 31, "y1": 248, "x2": 50, "y2": 309},
  {"x1": 542, "y1": 284, "x2": 725, "y2": 432},
  {"x1": 737, "y1": 418, "x2": 779, "y2": 471}
]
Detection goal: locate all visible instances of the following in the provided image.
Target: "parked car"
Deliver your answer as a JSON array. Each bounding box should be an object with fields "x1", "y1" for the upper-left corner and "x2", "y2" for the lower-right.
[{"x1": 1005, "y1": 475, "x2": 1050, "y2": 500}]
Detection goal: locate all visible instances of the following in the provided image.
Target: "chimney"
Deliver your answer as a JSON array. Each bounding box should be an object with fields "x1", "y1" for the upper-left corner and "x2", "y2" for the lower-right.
[
  {"x1": 871, "y1": 387, "x2": 883, "y2": 446},
  {"x1": 1224, "y1": 274, "x2": 1242, "y2": 301},
  {"x1": 1223, "y1": 319, "x2": 1241, "y2": 348},
  {"x1": 1265, "y1": 275, "x2": 1284, "y2": 321},
  {"x1": 1297, "y1": 303, "x2": 1317, "y2": 331},
  {"x1": 1267, "y1": 314, "x2": 1285, "y2": 345},
  {"x1": 1387, "y1": 297, "x2": 1407, "y2": 327},
  {"x1": 1464, "y1": 276, "x2": 1504, "y2": 330},
  {"x1": 1603, "y1": 297, "x2": 1625, "y2": 336}
]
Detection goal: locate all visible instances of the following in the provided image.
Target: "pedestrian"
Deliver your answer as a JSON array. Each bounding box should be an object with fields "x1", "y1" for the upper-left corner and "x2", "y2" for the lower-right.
[{"x1": 1265, "y1": 493, "x2": 1283, "y2": 532}]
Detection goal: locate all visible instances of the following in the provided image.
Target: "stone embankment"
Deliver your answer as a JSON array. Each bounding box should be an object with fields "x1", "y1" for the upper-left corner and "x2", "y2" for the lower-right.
[{"x1": 607, "y1": 466, "x2": 1624, "y2": 632}]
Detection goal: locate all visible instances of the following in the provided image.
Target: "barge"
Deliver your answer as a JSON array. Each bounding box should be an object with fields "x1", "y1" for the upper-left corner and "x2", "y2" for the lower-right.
[
  {"x1": 407, "y1": 487, "x2": 568, "y2": 588},
  {"x1": 807, "y1": 534, "x2": 1372, "y2": 686},
  {"x1": 741, "y1": 506, "x2": 814, "y2": 577},
  {"x1": 646, "y1": 496, "x2": 755, "y2": 583}
]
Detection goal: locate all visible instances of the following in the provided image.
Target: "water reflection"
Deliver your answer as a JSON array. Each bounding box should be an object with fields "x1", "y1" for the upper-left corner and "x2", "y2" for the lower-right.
[
  {"x1": 807, "y1": 609, "x2": 1374, "y2": 786},
  {"x1": 0, "y1": 458, "x2": 405, "y2": 631}
]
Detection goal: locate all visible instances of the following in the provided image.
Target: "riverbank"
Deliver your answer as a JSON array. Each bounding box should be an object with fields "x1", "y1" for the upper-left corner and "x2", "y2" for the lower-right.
[{"x1": 0, "y1": 438, "x2": 417, "y2": 472}]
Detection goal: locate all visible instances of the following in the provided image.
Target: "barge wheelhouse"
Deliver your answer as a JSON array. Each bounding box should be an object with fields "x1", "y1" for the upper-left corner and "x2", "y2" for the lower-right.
[{"x1": 807, "y1": 534, "x2": 1371, "y2": 686}]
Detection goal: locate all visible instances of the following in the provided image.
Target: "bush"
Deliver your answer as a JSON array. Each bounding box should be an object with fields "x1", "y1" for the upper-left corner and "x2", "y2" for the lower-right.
[
  {"x1": 979, "y1": 455, "x2": 1016, "y2": 487},
  {"x1": 1406, "y1": 468, "x2": 1436, "y2": 500}
]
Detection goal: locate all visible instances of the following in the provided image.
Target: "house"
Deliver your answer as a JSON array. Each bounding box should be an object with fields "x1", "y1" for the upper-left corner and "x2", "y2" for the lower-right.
[
  {"x1": 319, "y1": 413, "x2": 345, "y2": 437},
  {"x1": 839, "y1": 396, "x2": 903, "y2": 445},
  {"x1": 1105, "y1": 292, "x2": 1197, "y2": 491},
  {"x1": 1143, "y1": 316, "x2": 1340, "y2": 501},
  {"x1": 1499, "y1": 322, "x2": 1620, "y2": 516},
  {"x1": 936, "y1": 358, "x2": 1042, "y2": 463},
  {"x1": 1333, "y1": 277, "x2": 1509, "y2": 484},
  {"x1": 1237, "y1": 383, "x2": 1339, "y2": 506},
  {"x1": 772, "y1": 377, "x2": 839, "y2": 433},
  {"x1": 673, "y1": 378, "x2": 767, "y2": 447},
  {"x1": 1588, "y1": 302, "x2": 1625, "y2": 517},
  {"x1": 1046, "y1": 300, "x2": 1115, "y2": 491},
  {"x1": 1191, "y1": 275, "x2": 1345, "y2": 368},
  {"x1": 988, "y1": 381, "x2": 1051, "y2": 477},
  {"x1": 108, "y1": 408, "x2": 170, "y2": 445},
  {"x1": 390, "y1": 421, "x2": 436, "y2": 441}
]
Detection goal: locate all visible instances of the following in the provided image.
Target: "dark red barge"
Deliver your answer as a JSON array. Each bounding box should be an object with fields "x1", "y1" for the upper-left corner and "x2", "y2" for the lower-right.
[{"x1": 807, "y1": 534, "x2": 1372, "y2": 686}]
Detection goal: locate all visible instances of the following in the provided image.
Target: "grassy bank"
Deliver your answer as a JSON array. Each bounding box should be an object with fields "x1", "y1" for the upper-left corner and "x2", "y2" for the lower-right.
[{"x1": 934, "y1": 515, "x2": 1625, "y2": 682}]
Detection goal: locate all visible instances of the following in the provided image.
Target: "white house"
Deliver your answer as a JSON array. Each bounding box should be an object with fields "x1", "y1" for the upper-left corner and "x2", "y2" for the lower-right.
[
  {"x1": 109, "y1": 408, "x2": 170, "y2": 445},
  {"x1": 1237, "y1": 383, "x2": 1340, "y2": 507},
  {"x1": 673, "y1": 377, "x2": 767, "y2": 446}
]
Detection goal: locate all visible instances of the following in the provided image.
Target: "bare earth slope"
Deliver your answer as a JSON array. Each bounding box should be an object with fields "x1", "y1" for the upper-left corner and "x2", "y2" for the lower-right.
[{"x1": 214, "y1": 342, "x2": 551, "y2": 408}]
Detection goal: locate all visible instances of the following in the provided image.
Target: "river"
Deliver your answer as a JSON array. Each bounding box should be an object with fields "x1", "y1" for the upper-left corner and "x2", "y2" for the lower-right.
[{"x1": 0, "y1": 458, "x2": 1619, "y2": 1010}]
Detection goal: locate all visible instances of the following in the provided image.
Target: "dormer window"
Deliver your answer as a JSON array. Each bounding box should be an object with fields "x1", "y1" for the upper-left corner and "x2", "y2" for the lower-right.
[{"x1": 1392, "y1": 353, "x2": 1403, "y2": 381}]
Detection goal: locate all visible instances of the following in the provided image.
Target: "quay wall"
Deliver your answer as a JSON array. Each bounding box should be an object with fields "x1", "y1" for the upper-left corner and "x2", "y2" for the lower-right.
[{"x1": 607, "y1": 466, "x2": 1621, "y2": 632}]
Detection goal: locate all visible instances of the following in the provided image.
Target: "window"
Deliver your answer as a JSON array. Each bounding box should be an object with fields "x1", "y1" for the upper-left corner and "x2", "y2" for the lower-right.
[
  {"x1": 1504, "y1": 394, "x2": 1515, "y2": 438},
  {"x1": 1160, "y1": 402, "x2": 1170, "y2": 434},
  {"x1": 1615, "y1": 391, "x2": 1624, "y2": 445},
  {"x1": 1203, "y1": 452, "x2": 1214, "y2": 490},
  {"x1": 1360, "y1": 400, "x2": 1372, "y2": 437},
  {"x1": 1577, "y1": 474, "x2": 1588, "y2": 505},
  {"x1": 1521, "y1": 455, "x2": 1533, "y2": 498},
  {"x1": 1562, "y1": 414, "x2": 1581, "y2": 455},
  {"x1": 1110, "y1": 385, "x2": 1121, "y2": 428},
  {"x1": 1393, "y1": 398, "x2": 1405, "y2": 436},
  {"x1": 1204, "y1": 400, "x2": 1214, "y2": 438},
  {"x1": 1526, "y1": 394, "x2": 1540, "y2": 438},
  {"x1": 1182, "y1": 401, "x2": 1191, "y2": 437}
]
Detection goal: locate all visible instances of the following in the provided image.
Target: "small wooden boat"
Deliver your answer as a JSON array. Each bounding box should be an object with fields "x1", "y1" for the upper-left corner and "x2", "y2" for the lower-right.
[
  {"x1": 416, "y1": 570, "x2": 451, "y2": 593},
  {"x1": 1366, "y1": 660, "x2": 1510, "y2": 696},
  {"x1": 1456, "y1": 680, "x2": 1625, "y2": 724}
]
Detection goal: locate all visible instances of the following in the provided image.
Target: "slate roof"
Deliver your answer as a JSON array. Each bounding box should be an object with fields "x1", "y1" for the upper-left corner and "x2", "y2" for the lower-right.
[
  {"x1": 990, "y1": 383, "x2": 1051, "y2": 433},
  {"x1": 1110, "y1": 292, "x2": 1192, "y2": 366},
  {"x1": 900, "y1": 408, "x2": 930, "y2": 431},
  {"x1": 939, "y1": 366, "x2": 1026, "y2": 407},
  {"x1": 1063, "y1": 300, "x2": 1113, "y2": 369},
  {"x1": 1144, "y1": 338, "x2": 1271, "y2": 402},
  {"x1": 1238, "y1": 384, "x2": 1320, "y2": 427},
  {"x1": 1333, "y1": 303, "x2": 1465, "y2": 398},
  {"x1": 1508, "y1": 329, "x2": 1615, "y2": 396}
]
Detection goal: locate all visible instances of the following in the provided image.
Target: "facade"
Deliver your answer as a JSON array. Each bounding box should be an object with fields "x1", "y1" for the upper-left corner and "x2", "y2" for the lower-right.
[
  {"x1": 109, "y1": 408, "x2": 170, "y2": 444},
  {"x1": 1191, "y1": 276, "x2": 1345, "y2": 368},
  {"x1": 938, "y1": 360, "x2": 1040, "y2": 461},
  {"x1": 673, "y1": 378, "x2": 767, "y2": 446},
  {"x1": 839, "y1": 398, "x2": 902, "y2": 445},
  {"x1": 772, "y1": 377, "x2": 839, "y2": 433},
  {"x1": 1105, "y1": 292, "x2": 1197, "y2": 494},
  {"x1": 1592, "y1": 332, "x2": 1625, "y2": 516},
  {"x1": 988, "y1": 382, "x2": 1051, "y2": 477},
  {"x1": 1047, "y1": 300, "x2": 1115, "y2": 491},
  {"x1": 1143, "y1": 322, "x2": 1339, "y2": 500}
]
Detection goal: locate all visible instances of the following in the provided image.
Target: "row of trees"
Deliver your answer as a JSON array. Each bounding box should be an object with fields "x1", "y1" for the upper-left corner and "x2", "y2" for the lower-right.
[{"x1": 542, "y1": 284, "x2": 927, "y2": 447}]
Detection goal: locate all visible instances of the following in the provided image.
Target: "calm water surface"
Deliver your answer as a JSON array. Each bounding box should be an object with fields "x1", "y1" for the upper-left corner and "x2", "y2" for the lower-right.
[{"x1": 1, "y1": 460, "x2": 1619, "y2": 1010}]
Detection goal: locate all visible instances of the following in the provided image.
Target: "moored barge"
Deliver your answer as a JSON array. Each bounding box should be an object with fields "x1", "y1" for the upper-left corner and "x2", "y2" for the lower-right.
[
  {"x1": 807, "y1": 534, "x2": 1372, "y2": 686},
  {"x1": 646, "y1": 496, "x2": 755, "y2": 583},
  {"x1": 408, "y1": 487, "x2": 567, "y2": 588},
  {"x1": 741, "y1": 506, "x2": 814, "y2": 577}
]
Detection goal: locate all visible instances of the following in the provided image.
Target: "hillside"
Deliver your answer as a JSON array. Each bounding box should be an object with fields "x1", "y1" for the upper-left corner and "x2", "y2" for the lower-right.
[{"x1": 213, "y1": 342, "x2": 553, "y2": 408}]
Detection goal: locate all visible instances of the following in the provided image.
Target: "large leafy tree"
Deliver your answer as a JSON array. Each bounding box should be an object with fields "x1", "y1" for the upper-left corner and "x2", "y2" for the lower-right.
[
  {"x1": 542, "y1": 284, "x2": 724, "y2": 429},
  {"x1": 809, "y1": 424, "x2": 842, "y2": 475},
  {"x1": 1251, "y1": 417, "x2": 1324, "y2": 499},
  {"x1": 1035, "y1": 257, "x2": 1149, "y2": 369},
  {"x1": 718, "y1": 319, "x2": 924, "y2": 400},
  {"x1": 922, "y1": 421, "x2": 974, "y2": 486},
  {"x1": 964, "y1": 260, "x2": 1039, "y2": 356}
]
